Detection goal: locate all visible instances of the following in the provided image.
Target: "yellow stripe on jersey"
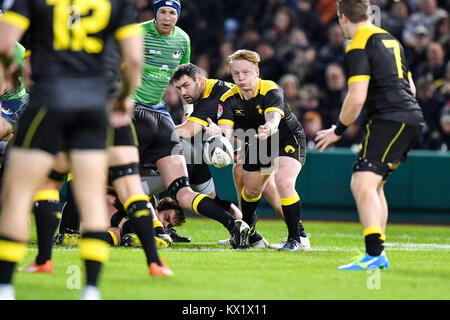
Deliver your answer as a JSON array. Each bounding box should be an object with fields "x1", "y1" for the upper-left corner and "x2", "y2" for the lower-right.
[
  {"x1": 280, "y1": 193, "x2": 300, "y2": 206},
  {"x1": 33, "y1": 189, "x2": 60, "y2": 202},
  {"x1": 346, "y1": 23, "x2": 388, "y2": 53},
  {"x1": 348, "y1": 75, "x2": 371, "y2": 85},
  {"x1": 0, "y1": 240, "x2": 27, "y2": 262},
  {"x1": 2, "y1": 11, "x2": 30, "y2": 31},
  {"x1": 202, "y1": 79, "x2": 219, "y2": 99},
  {"x1": 187, "y1": 117, "x2": 208, "y2": 127},
  {"x1": 67, "y1": 173, "x2": 74, "y2": 182},
  {"x1": 153, "y1": 219, "x2": 164, "y2": 228},
  {"x1": 258, "y1": 79, "x2": 279, "y2": 96},
  {"x1": 407, "y1": 71, "x2": 412, "y2": 79},
  {"x1": 123, "y1": 194, "x2": 150, "y2": 211},
  {"x1": 264, "y1": 107, "x2": 285, "y2": 117},
  {"x1": 79, "y1": 238, "x2": 109, "y2": 263},
  {"x1": 220, "y1": 85, "x2": 242, "y2": 102},
  {"x1": 114, "y1": 23, "x2": 143, "y2": 41},
  {"x1": 218, "y1": 119, "x2": 234, "y2": 127}
]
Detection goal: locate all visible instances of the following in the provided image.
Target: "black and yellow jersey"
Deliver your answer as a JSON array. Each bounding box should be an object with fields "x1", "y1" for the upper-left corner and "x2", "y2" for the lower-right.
[
  {"x1": 187, "y1": 79, "x2": 235, "y2": 127},
  {"x1": 2, "y1": 0, "x2": 141, "y2": 109},
  {"x1": 345, "y1": 23, "x2": 424, "y2": 126},
  {"x1": 219, "y1": 78, "x2": 303, "y2": 141}
]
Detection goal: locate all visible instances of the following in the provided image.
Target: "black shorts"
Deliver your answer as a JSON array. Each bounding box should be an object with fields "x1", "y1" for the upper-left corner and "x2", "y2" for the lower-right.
[
  {"x1": 353, "y1": 119, "x2": 422, "y2": 179},
  {"x1": 243, "y1": 132, "x2": 306, "y2": 172},
  {"x1": 12, "y1": 104, "x2": 108, "y2": 154},
  {"x1": 133, "y1": 106, "x2": 182, "y2": 165},
  {"x1": 111, "y1": 121, "x2": 139, "y2": 147}
]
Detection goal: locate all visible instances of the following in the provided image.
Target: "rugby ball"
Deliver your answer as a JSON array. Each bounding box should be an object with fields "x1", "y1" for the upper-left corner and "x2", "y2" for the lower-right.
[{"x1": 203, "y1": 135, "x2": 233, "y2": 168}]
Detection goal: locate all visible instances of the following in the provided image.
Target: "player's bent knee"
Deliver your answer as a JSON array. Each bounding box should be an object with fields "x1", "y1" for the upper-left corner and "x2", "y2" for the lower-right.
[{"x1": 167, "y1": 176, "x2": 190, "y2": 202}]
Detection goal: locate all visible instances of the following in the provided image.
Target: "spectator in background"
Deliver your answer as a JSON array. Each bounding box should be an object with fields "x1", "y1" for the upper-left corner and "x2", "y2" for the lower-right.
[
  {"x1": 381, "y1": 0, "x2": 412, "y2": 41},
  {"x1": 439, "y1": 61, "x2": 450, "y2": 100},
  {"x1": 195, "y1": 53, "x2": 211, "y2": 77},
  {"x1": 278, "y1": 28, "x2": 310, "y2": 66},
  {"x1": 215, "y1": 40, "x2": 235, "y2": 83},
  {"x1": 256, "y1": 40, "x2": 287, "y2": 82},
  {"x1": 426, "y1": 105, "x2": 450, "y2": 151},
  {"x1": 235, "y1": 27, "x2": 261, "y2": 52},
  {"x1": 263, "y1": 6, "x2": 297, "y2": 48},
  {"x1": 406, "y1": 25, "x2": 431, "y2": 75},
  {"x1": 417, "y1": 75, "x2": 446, "y2": 134},
  {"x1": 323, "y1": 63, "x2": 347, "y2": 127},
  {"x1": 316, "y1": 0, "x2": 338, "y2": 27},
  {"x1": 416, "y1": 42, "x2": 447, "y2": 84},
  {"x1": 279, "y1": 74, "x2": 303, "y2": 118},
  {"x1": 163, "y1": 84, "x2": 184, "y2": 125},
  {"x1": 294, "y1": 0, "x2": 325, "y2": 45},
  {"x1": 289, "y1": 44, "x2": 324, "y2": 86},
  {"x1": 433, "y1": 16, "x2": 450, "y2": 61},
  {"x1": 302, "y1": 111, "x2": 323, "y2": 149},
  {"x1": 318, "y1": 22, "x2": 346, "y2": 68},
  {"x1": 402, "y1": 0, "x2": 448, "y2": 48},
  {"x1": 298, "y1": 84, "x2": 323, "y2": 120}
]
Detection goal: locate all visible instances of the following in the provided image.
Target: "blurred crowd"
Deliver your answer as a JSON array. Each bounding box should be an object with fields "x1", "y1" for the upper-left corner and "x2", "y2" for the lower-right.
[{"x1": 144, "y1": 0, "x2": 450, "y2": 151}]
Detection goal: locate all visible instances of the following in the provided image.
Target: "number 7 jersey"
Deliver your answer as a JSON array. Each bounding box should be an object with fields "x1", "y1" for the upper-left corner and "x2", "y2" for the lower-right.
[{"x1": 344, "y1": 23, "x2": 424, "y2": 126}]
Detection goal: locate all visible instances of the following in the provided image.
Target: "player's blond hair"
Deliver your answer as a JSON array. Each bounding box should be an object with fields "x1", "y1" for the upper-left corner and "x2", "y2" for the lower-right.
[{"x1": 228, "y1": 49, "x2": 260, "y2": 67}]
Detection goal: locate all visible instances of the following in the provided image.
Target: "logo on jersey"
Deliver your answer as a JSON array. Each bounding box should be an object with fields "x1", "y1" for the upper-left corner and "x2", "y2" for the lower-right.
[
  {"x1": 159, "y1": 64, "x2": 169, "y2": 72},
  {"x1": 256, "y1": 105, "x2": 263, "y2": 115},
  {"x1": 284, "y1": 145, "x2": 295, "y2": 154},
  {"x1": 1, "y1": 107, "x2": 13, "y2": 115},
  {"x1": 217, "y1": 104, "x2": 223, "y2": 118},
  {"x1": 149, "y1": 49, "x2": 162, "y2": 55},
  {"x1": 235, "y1": 110, "x2": 244, "y2": 116},
  {"x1": 172, "y1": 51, "x2": 181, "y2": 59}
]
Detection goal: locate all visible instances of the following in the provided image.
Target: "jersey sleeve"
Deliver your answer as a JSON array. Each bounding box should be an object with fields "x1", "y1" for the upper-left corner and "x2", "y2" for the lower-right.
[
  {"x1": 113, "y1": 0, "x2": 142, "y2": 41},
  {"x1": 262, "y1": 89, "x2": 286, "y2": 118},
  {"x1": 187, "y1": 100, "x2": 211, "y2": 127},
  {"x1": 217, "y1": 96, "x2": 235, "y2": 127},
  {"x1": 2, "y1": 0, "x2": 31, "y2": 32},
  {"x1": 344, "y1": 49, "x2": 371, "y2": 85},
  {"x1": 181, "y1": 36, "x2": 191, "y2": 64}
]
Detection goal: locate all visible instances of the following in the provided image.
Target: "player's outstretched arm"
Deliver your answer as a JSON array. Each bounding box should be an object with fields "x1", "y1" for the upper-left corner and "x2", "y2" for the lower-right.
[
  {"x1": 315, "y1": 80, "x2": 368, "y2": 151},
  {"x1": 255, "y1": 110, "x2": 281, "y2": 140}
]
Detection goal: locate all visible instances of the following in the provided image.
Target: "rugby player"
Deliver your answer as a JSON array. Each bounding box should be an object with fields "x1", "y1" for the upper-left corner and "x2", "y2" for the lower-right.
[
  {"x1": 315, "y1": 0, "x2": 425, "y2": 270},
  {"x1": 0, "y1": 0, "x2": 143, "y2": 300}
]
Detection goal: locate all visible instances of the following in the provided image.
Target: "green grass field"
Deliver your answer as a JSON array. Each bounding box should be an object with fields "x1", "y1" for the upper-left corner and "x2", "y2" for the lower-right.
[{"x1": 14, "y1": 218, "x2": 450, "y2": 300}]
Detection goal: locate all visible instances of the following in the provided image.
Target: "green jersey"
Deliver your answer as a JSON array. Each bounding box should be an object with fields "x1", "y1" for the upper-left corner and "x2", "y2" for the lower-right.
[
  {"x1": 134, "y1": 19, "x2": 190, "y2": 106},
  {"x1": 1, "y1": 42, "x2": 27, "y2": 101}
]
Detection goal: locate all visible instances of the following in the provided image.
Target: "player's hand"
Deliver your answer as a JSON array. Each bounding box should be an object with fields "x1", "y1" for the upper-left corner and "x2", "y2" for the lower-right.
[
  {"x1": 110, "y1": 96, "x2": 133, "y2": 128},
  {"x1": 314, "y1": 125, "x2": 341, "y2": 152},
  {"x1": 202, "y1": 118, "x2": 222, "y2": 136},
  {"x1": 255, "y1": 124, "x2": 276, "y2": 140}
]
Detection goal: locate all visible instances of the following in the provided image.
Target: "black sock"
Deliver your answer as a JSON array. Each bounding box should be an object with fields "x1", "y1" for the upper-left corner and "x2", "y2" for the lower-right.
[
  {"x1": 59, "y1": 181, "x2": 80, "y2": 234},
  {"x1": 281, "y1": 194, "x2": 301, "y2": 242},
  {"x1": 214, "y1": 195, "x2": 232, "y2": 211},
  {"x1": 33, "y1": 191, "x2": 61, "y2": 264},
  {"x1": 298, "y1": 220, "x2": 307, "y2": 238},
  {"x1": 365, "y1": 234, "x2": 383, "y2": 256},
  {"x1": 121, "y1": 220, "x2": 135, "y2": 236},
  {"x1": 125, "y1": 196, "x2": 160, "y2": 266},
  {"x1": 192, "y1": 194, "x2": 235, "y2": 232},
  {"x1": 240, "y1": 188, "x2": 260, "y2": 229},
  {"x1": 79, "y1": 232, "x2": 109, "y2": 287},
  {"x1": 0, "y1": 236, "x2": 27, "y2": 284}
]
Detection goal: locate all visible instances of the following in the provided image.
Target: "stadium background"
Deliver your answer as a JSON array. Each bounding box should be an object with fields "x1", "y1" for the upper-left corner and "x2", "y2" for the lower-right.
[{"x1": 147, "y1": 0, "x2": 449, "y2": 224}]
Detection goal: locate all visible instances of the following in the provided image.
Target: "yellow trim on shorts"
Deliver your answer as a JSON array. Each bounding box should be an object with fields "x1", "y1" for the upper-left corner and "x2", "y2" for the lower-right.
[
  {"x1": 192, "y1": 194, "x2": 208, "y2": 215},
  {"x1": 362, "y1": 122, "x2": 371, "y2": 158},
  {"x1": 280, "y1": 193, "x2": 300, "y2": 206},
  {"x1": 33, "y1": 189, "x2": 60, "y2": 202},
  {"x1": 114, "y1": 24, "x2": 142, "y2": 41},
  {"x1": 123, "y1": 194, "x2": 150, "y2": 211},
  {"x1": 363, "y1": 225, "x2": 382, "y2": 236},
  {"x1": 0, "y1": 240, "x2": 27, "y2": 262},
  {"x1": 2, "y1": 11, "x2": 30, "y2": 31},
  {"x1": 129, "y1": 121, "x2": 139, "y2": 147},
  {"x1": 79, "y1": 238, "x2": 109, "y2": 263},
  {"x1": 381, "y1": 123, "x2": 405, "y2": 163},
  {"x1": 23, "y1": 107, "x2": 47, "y2": 148},
  {"x1": 241, "y1": 187, "x2": 261, "y2": 202}
]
